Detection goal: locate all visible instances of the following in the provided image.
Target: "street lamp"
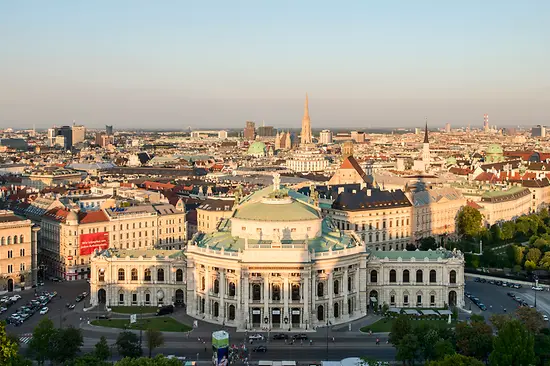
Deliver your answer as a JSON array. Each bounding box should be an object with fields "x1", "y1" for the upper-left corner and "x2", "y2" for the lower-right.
[
  {"x1": 534, "y1": 275, "x2": 539, "y2": 308},
  {"x1": 325, "y1": 320, "x2": 332, "y2": 361}
]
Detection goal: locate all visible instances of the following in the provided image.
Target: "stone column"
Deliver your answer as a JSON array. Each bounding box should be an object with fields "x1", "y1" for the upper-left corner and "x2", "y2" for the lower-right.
[
  {"x1": 283, "y1": 276, "x2": 289, "y2": 329},
  {"x1": 32, "y1": 226, "x2": 40, "y2": 286},
  {"x1": 192, "y1": 263, "x2": 199, "y2": 316},
  {"x1": 243, "y1": 273, "x2": 249, "y2": 329},
  {"x1": 328, "y1": 271, "x2": 334, "y2": 322},
  {"x1": 303, "y1": 273, "x2": 309, "y2": 329},
  {"x1": 220, "y1": 270, "x2": 226, "y2": 320},
  {"x1": 205, "y1": 266, "x2": 210, "y2": 318},
  {"x1": 263, "y1": 276, "x2": 269, "y2": 327},
  {"x1": 343, "y1": 269, "x2": 349, "y2": 317},
  {"x1": 311, "y1": 274, "x2": 316, "y2": 325}
]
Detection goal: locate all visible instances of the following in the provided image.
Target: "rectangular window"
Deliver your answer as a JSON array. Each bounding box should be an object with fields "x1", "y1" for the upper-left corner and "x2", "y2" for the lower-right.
[
  {"x1": 7, "y1": 264, "x2": 13, "y2": 273},
  {"x1": 20, "y1": 263, "x2": 25, "y2": 271},
  {"x1": 7, "y1": 250, "x2": 13, "y2": 259},
  {"x1": 20, "y1": 248, "x2": 25, "y2": 257},
  {"x1": 404, "y1": 295, "x2": 408, "y2": 304},
  {"x1": 132, "y1": 293, "x2": 137, "y2": 304},
  {"x1": 430, "y1": 295, "x2": 435, "y2": 305},
  {"x1": 119, "y1": 293, "x2": 124, "y2": 304}
]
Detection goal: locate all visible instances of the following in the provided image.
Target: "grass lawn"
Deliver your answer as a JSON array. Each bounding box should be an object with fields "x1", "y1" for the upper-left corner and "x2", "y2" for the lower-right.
[
  {"x1": 360, "y1": 318, "x2": 455, "y2": 333},
  {"x1": 91, "y1": 316, "x2": 192, "y2": 332},
  {"x1": 110, "y1": 306, "x2": 159, "y2": 314}
]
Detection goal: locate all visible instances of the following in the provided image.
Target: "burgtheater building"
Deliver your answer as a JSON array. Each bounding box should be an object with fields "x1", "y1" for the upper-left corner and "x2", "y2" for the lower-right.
[{"x1": 90, "y1": 174, "x2": 465, "y2": 330}]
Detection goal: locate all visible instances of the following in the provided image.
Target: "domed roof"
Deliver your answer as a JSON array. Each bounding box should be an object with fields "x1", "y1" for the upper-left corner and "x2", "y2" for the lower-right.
[
  {"x1": 247, "y1": 141, "x2": 266, "y2": 155},
  {"x1": 446, "y1": 156, "x2": 457, "y2": 165},
  {"x1": 486, "y1": 144, "x2": 503, "y2": 155},
  {"x1": 233, "y1": 199, "x2": 320, "y2": 222}
]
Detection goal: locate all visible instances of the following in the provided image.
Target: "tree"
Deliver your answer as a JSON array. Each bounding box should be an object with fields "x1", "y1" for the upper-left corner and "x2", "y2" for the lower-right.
[
  {"x1": 427, "y1": 354, "x2": 484, "y2": 366},
  {"x1": 535, "y1": 331, "x2": 550, "y2": 366},
  {"x1": 433, "y1": 339, "x2": 455, "y2": 361},
  {"x1": 539, "y1": 252, "x2": 550, "y2": 269},
  {"x1": 489, "y1": 319, "x2": 536, "y2": 366},
  {"x1": 455, "y1": 321, "x2": 493, "y2": 361},
  {"x1": 116, "y1": 331, "x2": 142, "y2": 359},
  {"x1": 533, "y1": 237, "x2": 548, "y2": 249},
  {"x1": 420, "y1": 237, "x2": 437, "y2": 251},
  {"x1": 73, "y1": 354, "x2": 110, "y2": 366},
  {"x1": 389, "y1": 315, "x2": 412, "y2": 346},
  {"x1": 526, "y1": 247, "x2": 542, "y2": 263},
  {"x1": 396, "y1": 333, "x2": 420, "y2": 365},
  {"x1": 470, "y1": 314, "x2": 485, "y2": 323},
  {"x1": 457, "y1": 206, "x2": 483, "y2": 238},
  {"x1": 490, "y1": 224, "x2": 502, "y2": 243},
  {"x1": 114, "y1": 355, "x2": 182, "y2": 365},
  {"x1": 145, "y1": 328, "x2": 164, "y2": 358},
  {"x1": 361, "y1": 357, "x2": 390, "y2": 366},
  {"x1": 525, "y1": 259, "x2": 537, "y2": 271},
  {"x1": 0, "y1": 321, "x2": 19, "y2": 366},
  {"x1": 50, "y1": 326, "x2": 84, "y2": 364},
  {"x1": 94, "y1": 336, "x2": 111, "y2": 361},
  {"x1": 515, "y1": 306, "x2": 546, "y2": 333},
  {"x1": 513, "y1": 245, "x2": 525, "y2": 265},
  {"x1": 490, "y1": 314, "x2": 512, "y2": 332},
  {"x1": 28, "y1": 318, "x2": 56, "y2": 365},
  {"x1": 501, "y1": 221, "x2": 515, "y2": 241}
]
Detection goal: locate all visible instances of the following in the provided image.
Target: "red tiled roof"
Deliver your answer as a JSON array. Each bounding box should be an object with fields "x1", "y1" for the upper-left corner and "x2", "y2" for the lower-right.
[
  {"x1": 467, "y1": 200, "x2": 483, "y2": 210},
  {"x1": 474, "y1": 172, "x2": 498, "y2": 182},
  {"x1": 43, "y1": 208, "x2": 70, "y2": 222},
  {"x1": 78, "y1": 210, "x2": 109, "y2": 224}
]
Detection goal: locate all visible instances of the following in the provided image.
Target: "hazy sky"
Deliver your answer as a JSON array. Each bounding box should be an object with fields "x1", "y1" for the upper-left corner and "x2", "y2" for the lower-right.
[{"x1": 1, "y1": 1, "x2": 549, "y2": 129}]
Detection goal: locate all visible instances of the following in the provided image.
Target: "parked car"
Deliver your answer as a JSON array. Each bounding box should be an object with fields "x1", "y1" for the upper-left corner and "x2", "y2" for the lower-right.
[
  {"x1": 10, "y1": 295, "x2": 21, "y2": 302},
  {"x1": 478, "y1": 303, "x2": 487, "y2": 311},
  {"x1": 67, "y1": 303, "x2": 76, "y2": 310},
  {"x1": 272, "y1": 333, "x2": 289, "y2": 340},
  {"x1": 532, "y1": 286, "x2": 544, "y2": 291},
  {"x1": 156, "y1": 305, "x2": 174, "y2": 316},
  {"x1": 75, "y1": 295, "x2": 84, "y2": 303},
  {"x1": 248, "y1": 334, "x2": 265, "y2": 341},
  {"x1": 292, "y1": 334, "x2": 308, "y2": 340},
  {"x1": 253, "y1": 346, "x2": 268, "y2": 352},
  {"x1": 39, "y1": 307, "x2": 49, "y2": 315}
]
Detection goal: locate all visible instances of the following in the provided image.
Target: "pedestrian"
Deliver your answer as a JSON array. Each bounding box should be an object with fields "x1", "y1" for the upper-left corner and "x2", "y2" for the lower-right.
[
  {"x1": 332, "y1": 336, "x2": 335, "y2": 343},
  {"x1": 376, "y1": 338, "x2": 380, "y2": 345}
]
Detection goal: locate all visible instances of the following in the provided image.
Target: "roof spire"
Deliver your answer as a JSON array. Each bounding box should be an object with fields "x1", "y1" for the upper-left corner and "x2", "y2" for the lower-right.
[
  {"x1": 424, "y1": 117, "x2": 429, "y2": 144},
  {"x1": 304, "y1": 93, "x2": 309, "y2": 118}
]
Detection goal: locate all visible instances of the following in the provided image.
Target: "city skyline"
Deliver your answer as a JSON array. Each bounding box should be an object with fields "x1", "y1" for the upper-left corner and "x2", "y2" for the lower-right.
[{"x1": 1, "y1": 1, "x2": 549, "y2": 128}]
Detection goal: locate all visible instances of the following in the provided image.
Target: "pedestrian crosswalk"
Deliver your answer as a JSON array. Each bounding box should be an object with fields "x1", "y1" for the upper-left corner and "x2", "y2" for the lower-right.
[{"x1": 19, "y1": 334, "x2": 32, "y2": 344}]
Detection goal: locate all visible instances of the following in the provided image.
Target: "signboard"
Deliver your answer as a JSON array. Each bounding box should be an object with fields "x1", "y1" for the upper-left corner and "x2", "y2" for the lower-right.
[
  {"x1": 67, "y1": 256, "x2": 73, "y2": 260},
  {"x1": 272, "y1": 310, "x2": 281, "y2": 315},
  {"x1": 130, "y1": 314, "x2": 137, "y2": 324},
  {"x1": 292, "y1": 310, "x2": 301, "y2": 315},
  {"x1": 252, "y1": 310, "x2": 261, "y2": 315},
  {"x1": 79, "y1": 232, "x2": 109, "y2": 256}
]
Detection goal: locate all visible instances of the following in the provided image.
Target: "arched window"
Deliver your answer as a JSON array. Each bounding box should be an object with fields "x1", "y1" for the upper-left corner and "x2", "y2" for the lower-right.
[
  {"x1": 430, "y1": 270, "x2": 436, "y2": 283},
  {"x1": 229, "y1": 305, "x2": 236, "y2": 320},
  {"x1": 118, "y1": 268, "x2": 125, "y2": 281},
  {"x1": 416, "y1": 270, "x2": 423, "y2": 283},
  {"x1": 13, "y1": 235, "x2": 18, "y2": 244},
  {"x1": 252, "y1": 284, "x2": 261, "y2": 300},
  {"x1": 201, "y1": 276, "x2": 206, "y2": 291},
  {"x1": 370, "y1": 270, "x2": 378, "y2": 283},
  {"x1": 449, "y1": 270, "x2": 457, "y2": 284},
  {"x1": 98, "y1": 269, "x2": 105, "y2": 282},
  {"x1": 291, "y1": 284, "x2": 301, "y2": 301},
  {"x1": 0, "y1": 237, "x2": 4, "y2": 245},
  {"x1": 19, "y1": 235, "x2": 24, "y2": 243},
  {"x1": 213, "y1": 302, "x2": 219, "y2": 317},
  {"x1": 176, "y1": 269, "x2": 183, "y2": 282},
  {"x1": 317, "y1": 305, "x2": 324, "y2": 321},
  {"x1": 157, "y1": 268, "x2": 164, "y2": 282},
  {"x1": 7, "y1": 236, "x2": 11, "y2": 245},
  {"x1": 229, "y1": 282, "x2": 236, "y2": 297},
  {"x1": 214, "y1": 279, "x2": 219, "y2": 294},
  {"x1": 334, "y1": 302, "x2": 340, "y2": 318},
  {"x1": 144, "y1": 268, "x2": 151, "y2": 281},
  {"x1": 272, "y1": 284, "x2": 281, "y2": 300},
  {"x1": 389, "y1": 270, "x2": 396, "y2": 283},
  {"x1": 131, "y1": 268, "x2": 138, "y2": 281},
  {"x1": 317, "y1": 282, "x2": 324, "y2": 297},
  {"x1": 402, "y1": 270, "x2": 410, "y2": 283},
  {"x1": 334, "y1": 280, "x2": 340, "y2": 295}
]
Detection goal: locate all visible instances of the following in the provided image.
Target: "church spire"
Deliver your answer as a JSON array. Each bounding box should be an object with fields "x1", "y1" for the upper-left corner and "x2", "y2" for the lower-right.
[
  {"x1": 423, "y1": 118, "x2": 429, "y2": 144},
  {"x1": 304, "y1": 93, "x2": 309, "y2": 118}
]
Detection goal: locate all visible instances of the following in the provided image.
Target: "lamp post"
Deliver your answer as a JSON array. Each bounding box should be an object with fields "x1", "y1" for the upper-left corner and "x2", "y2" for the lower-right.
[
  {"x1": 325, "y1": 319, "x2": 331, "y2": 361},
  {"x1": 534, "y1": 275, "x2": 539, "y2": 308}
]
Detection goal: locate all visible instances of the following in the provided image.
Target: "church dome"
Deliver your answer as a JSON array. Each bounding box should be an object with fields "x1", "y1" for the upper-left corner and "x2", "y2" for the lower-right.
[
  {"x1": 247, "y1": 141, "x2": 266, "y2": 156},
  {"x1": 486, "y1": 144, "x2": 503, "y2": 155}
]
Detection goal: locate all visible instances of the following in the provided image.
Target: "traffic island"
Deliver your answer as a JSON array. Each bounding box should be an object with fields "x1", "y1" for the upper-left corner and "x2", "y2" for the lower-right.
[
  {"x1": 360, "y1": 318, "x2": 456, "y2": 333},
  {"x1": 91, "y1": 316, "x2": 192, "y2": 332}
]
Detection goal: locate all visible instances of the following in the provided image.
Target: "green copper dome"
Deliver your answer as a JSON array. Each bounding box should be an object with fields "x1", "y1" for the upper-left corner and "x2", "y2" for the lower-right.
[
  {"x1": 247, "y1": 141, "x2": 266, "y2": 155},
  {"x1": 486, "y1": 144, "x2": 503, "y2": 155}
]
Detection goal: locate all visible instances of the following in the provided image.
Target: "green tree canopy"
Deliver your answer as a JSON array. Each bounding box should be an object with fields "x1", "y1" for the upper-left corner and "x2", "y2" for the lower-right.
[
  {"x1": 489, "y1": 319, "x2": 536, "y2": 366},
  {"x1": 457, "y1": 206, "x2": 483, "y2": 238},
  {"x1": 50, "y1": 326, "x2": 84, "y2": 364},
  {"x1": 0, "y1": 321, "x2": 20, "y2": 366},
  {"x1": 515, "y1": 306, "x2": 546, "y2": 334},
  {"x1": 94, "y1": 336, "x2": 111, "y2": 361},
  {"x1": 427, "y1": 354, "x2": 484, "y2": 366},
  {"x1": 396, "y1": 333, "x2": 420, "y2": 365},
  {"x1": 72, "y1": 354, "x2": 111, "y2": 366},
  {"x1": 455, "y1": 320, "x2": 493, "y2": 361},
  {"x1": 116, "y1": 331, "x2": 142, "y2": 359},
  {"x1": 114, "y1": 355, "x2": 182, "y2": 366},
  {"x1": 28, "y1": 317, "x2": 56, "y2": 365},
  {"x1": 501, "y1": 221, "x2": 515, "y2": 241},
  {"x1": 526, "y1": 247, "x2": 542, "y2": 263},
  {"x1": 145, "y1": 328, "x2": 164, "y2": 358},
  {"x1": 420, "y1": 237, "x2": 438, "y2": 251},
  {"x1": 389, "y1": 315, "x2": 412, "y2": 346}
]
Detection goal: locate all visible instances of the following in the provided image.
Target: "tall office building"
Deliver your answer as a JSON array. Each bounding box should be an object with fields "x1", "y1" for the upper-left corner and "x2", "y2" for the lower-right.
[
  {"x1": 71, "y1": 125, "x2": 86, "y2": 144},
  {"x1": 532, "y1": 125, "x2": 546, "y2": 138},
  {"x1": 106, "y1": 125, "x2": 113, "y2": 136},
  {"x1": 483, "y1": 114, "x2": 489, "y2": 132},
  {"x1": 300, "y1": 94, "x2": 312, "y2": 145},
  {"x1": 257, "y1": 126, "x2": 275, "y2": 137},
  {"x1": 243, "y1": 121, "x2": 256, "y2": 140},
  {"x1": 351, "y1": 131, "x2": 365, "y2": 143},
  {"x1": 445, "y1": 123, "x2": 451, "y2": 133},
  {"x1": 319, "y1": 129, "x2": 333, "y2": 144}
]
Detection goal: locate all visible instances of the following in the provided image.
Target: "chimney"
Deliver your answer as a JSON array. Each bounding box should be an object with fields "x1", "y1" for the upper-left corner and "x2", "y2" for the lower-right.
[{"x1": 366, "y1": 189, "x2": 372, "y2": 197}]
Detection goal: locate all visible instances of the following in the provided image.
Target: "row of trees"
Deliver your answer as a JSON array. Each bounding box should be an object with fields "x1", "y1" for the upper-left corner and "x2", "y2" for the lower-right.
[
  {"x1": 1, "y1": 318, "x2": 173, "y2": 366},
  {"x1": 387, "y1": 306, "x2": 550, "y2": 366}
]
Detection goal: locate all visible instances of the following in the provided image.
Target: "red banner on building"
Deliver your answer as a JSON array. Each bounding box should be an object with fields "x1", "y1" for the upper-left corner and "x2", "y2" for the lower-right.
[{"x1": 79, "y1": 232, "x2": 109, "y2": 256}]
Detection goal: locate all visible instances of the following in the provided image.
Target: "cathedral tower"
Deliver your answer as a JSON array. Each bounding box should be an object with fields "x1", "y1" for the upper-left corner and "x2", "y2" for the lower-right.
[{"x1": 300, "y1": 93, "x2": 312, "y2": 145}]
